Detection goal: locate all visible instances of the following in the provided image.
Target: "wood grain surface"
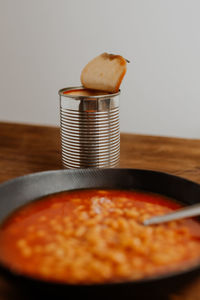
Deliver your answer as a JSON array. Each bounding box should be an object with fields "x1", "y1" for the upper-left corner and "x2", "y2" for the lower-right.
[{"x1": 0, "y1": 121, "x2": 200, "y2": 299}]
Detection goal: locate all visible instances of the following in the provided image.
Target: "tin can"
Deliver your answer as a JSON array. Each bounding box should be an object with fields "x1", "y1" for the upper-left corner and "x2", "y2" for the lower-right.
[{"x1": 58, "y1": 86, "x2": 120, "y2": 169}]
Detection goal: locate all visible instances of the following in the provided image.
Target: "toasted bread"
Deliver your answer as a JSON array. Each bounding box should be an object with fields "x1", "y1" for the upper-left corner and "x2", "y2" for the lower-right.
[{"x1": 81, "y1": 53, "x2": 127, "y2": 93}]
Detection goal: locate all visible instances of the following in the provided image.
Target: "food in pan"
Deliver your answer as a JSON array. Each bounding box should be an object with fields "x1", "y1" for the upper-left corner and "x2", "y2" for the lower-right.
[
  {"x1": 81, "y1": 53, "x2": 127, "y2": 93},
  {"x1": 0, "y1": 189, "x2": 199, "y2": 284}
]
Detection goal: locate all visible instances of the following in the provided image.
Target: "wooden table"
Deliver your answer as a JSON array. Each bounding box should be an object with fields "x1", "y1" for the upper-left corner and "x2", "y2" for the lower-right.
[{"x1": 0, "y1": 121, "x2": 200, "y2": 299}]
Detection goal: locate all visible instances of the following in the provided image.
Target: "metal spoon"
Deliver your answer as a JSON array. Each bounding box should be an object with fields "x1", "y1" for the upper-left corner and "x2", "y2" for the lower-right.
[{"x1": 143, "y1": 203, "x2": 200, "y2": 226}]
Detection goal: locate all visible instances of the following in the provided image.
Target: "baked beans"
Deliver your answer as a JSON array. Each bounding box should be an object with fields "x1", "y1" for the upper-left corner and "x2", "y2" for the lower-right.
[{"x1": 0, "y1": 189, "x2": 199, "y2": 284}]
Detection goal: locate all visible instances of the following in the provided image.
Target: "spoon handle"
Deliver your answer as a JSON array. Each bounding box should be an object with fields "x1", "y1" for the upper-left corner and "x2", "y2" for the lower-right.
[{"x1": 143, "y1": 203, "x2": 200, "y2": 226}]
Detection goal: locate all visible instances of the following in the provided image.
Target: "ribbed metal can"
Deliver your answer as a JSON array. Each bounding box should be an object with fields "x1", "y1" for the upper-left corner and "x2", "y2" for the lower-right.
[{"x1": 58, "y1": 86, "x2": 120, "y2": 169}]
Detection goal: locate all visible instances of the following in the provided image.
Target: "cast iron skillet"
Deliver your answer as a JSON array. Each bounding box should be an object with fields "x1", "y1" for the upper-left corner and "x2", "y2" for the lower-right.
[{"x1": 0, "y1": 168, "x2": 199, "y2": 300}]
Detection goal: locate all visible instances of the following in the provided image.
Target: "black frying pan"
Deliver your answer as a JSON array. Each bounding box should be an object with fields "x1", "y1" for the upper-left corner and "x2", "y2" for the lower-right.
[{"x1": 0, "y1": 168, "x2": 199, "y2": 300}]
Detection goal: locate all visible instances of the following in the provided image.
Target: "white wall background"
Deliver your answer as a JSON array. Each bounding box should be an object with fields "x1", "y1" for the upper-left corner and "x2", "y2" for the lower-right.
[{"x1": 0, "y1": 0, "x2": 200, "y2": 138}]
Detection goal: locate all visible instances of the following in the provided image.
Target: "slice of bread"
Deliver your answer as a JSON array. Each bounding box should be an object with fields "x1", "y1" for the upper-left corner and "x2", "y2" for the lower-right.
[{"x1": 81, "y1": 53, "x2": 127, "y2": 93}]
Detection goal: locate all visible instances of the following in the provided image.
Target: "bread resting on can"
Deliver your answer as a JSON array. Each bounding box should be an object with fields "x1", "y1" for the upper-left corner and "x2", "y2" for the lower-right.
[{"x1": 81, "y1": 53, "x2": 127, "y2": 93}]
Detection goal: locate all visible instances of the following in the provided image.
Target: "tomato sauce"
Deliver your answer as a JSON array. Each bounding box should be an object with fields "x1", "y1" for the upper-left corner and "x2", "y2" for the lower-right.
[
  {"x1": 0, "y1": 189, "x2": 199, "y2": 284},
  {"x1": 63, "y1": 88, "x2": 110, "y2": 97}
]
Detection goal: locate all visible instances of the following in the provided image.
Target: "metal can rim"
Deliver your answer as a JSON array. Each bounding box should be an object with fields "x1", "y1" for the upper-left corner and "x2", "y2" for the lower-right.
[{"x1": 58, "y1": 86, "x2": 121, "y2": 99}]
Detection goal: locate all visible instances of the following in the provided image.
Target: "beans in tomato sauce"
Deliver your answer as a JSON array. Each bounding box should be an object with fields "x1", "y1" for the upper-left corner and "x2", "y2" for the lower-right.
[{"x1": 0, "y1": 189, "x2": 199, "y2": 284}]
